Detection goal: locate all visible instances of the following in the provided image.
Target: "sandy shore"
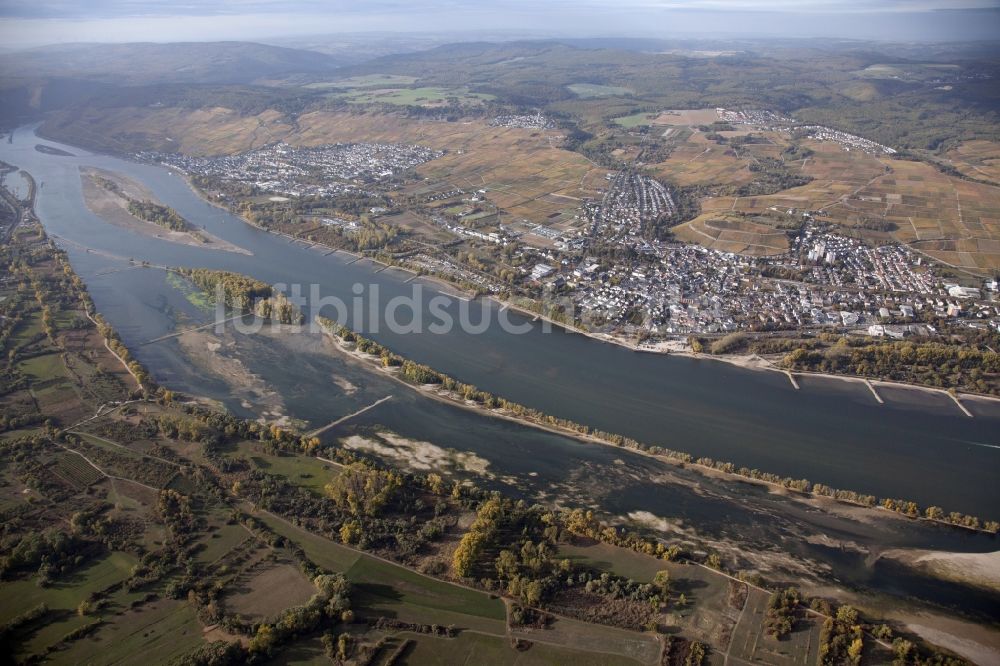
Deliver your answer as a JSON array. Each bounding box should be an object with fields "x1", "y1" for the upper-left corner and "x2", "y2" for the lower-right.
[
  {"x1": 801, "y1": 581, "x2": 1000, "y2": 665},
  {"x1": 880, "y1": 548, "x2": 1000, "y2": 593},
  {"x1": 901, "y1": 615, "x2": 1000, "y2": 666},
  {"x1": 79, "y1": 166, "x2": 251, "y2": 255}
]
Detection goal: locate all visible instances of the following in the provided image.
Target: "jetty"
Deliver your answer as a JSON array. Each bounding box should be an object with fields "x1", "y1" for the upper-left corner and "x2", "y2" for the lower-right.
[
  {"x1": 865, "y1": 380, "x2": 884, "y2": 404},
  {"x1": 785, "y1": 371, "x2": 800, "y2": 390}
]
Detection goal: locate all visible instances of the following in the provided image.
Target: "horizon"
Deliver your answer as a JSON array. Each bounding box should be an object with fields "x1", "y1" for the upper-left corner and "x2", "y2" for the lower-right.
[{"x1": 1, "y1": 1, "x2": 1000, "y2": 48}]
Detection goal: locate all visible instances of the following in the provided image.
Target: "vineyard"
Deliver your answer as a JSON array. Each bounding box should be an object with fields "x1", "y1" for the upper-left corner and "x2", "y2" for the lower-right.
[{"x1": 51, "y1": 452, "x2": 105, "y2": 489}]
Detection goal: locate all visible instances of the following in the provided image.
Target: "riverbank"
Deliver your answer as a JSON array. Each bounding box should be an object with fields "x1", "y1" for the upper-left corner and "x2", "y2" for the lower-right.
[
  {"x1": 170, "y1": 164, "x2": 1000, "y2": 406},
  {"x1": 879, "y1": 548, "x2": 1000, "y2": 594},
  {"x1": 181, "y1": 169, "x2": 484, "y2": 299},
  {"x1": 315, "y1": 321, "x2": 998, "y2": 535},
  {"x1": 80, "y1": 166, "x2": 251, "y2": 255},
  {"x1": 495, "y1": 297, "x2": 1000, "y2": 410}
]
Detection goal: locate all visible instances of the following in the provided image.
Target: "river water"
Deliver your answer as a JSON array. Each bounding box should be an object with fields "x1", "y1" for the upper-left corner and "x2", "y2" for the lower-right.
[
  {"x1": 3, "y1": 125, "x2": 999, "y2": 620},
  {"x1": 5, "y1": 125, "x2": 998, "y2": 516}
]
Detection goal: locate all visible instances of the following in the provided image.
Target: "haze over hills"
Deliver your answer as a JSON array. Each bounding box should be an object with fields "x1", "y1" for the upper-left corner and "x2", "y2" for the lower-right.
[
  {"x1": 0, "y1": 40, "x2": 343, "y2": 85},
  {"x1": 0, "y1": 40, "x2": 346, "y2": 129}
]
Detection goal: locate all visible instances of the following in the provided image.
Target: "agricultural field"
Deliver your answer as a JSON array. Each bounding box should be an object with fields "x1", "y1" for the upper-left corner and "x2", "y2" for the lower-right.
[
  {"x1": 946, "y1": 140, "x2": 1000, "y2": 184},
  {"x1": 558, "y1": 539, "x2": 742, "y2": 655},
  {"x1": 511, "y1": 615, "x2": 661, "y2": 665},
  {"x1": 333, "y1": 86, "x2": 494, "y2": 107},
  {"x1": 255, "y1": 511, "x2": 363, "y2": 572},
  {"x1": 0, "y1": 551, "x2": 138, "y2": 625},
  {"x1": 558, "y1": 539, "x2": 669, "y2": 582},
  {"x1": 51, "y1": 451, "x2": 106, "y2": 488},
  {"x1": 305, "y1": 73, "x2": 419, "y2": 89},
  {"x1": 642, "y1": 122, "x2": 1000, "y2": 272},
  {"x1": 567, "y1": 83, "x2": 634, "y2": 98},
  {"x1": 647, "y1": 130, "x2": 754, "y2": 187},
  {"x1": 654, "y1": 109, "x2": 724, "y2": 126},
  {"x1": 40, "y1": 105, "x2": 295, "y2": 156},
  {"x1": 345, "y1": 554, "x2": 507, "y2": 633},
  {"x1": 1, "y1": 551, "x2": 142, "y2": 661},
  {"x1": 614, "y1": 112, "x2": 660, "y2": 128},
  {"x1": 224, "y1": 562, "x2": 318, "y2": 620},
  {"x1": 673, "y1": 212, "x2": 791, "y2": 256},
  {"x1": 399, "y1": 630, "x2": 651, "y2": 665},
  {"x1": 229, "y1": 439, "x2": 339, "y2": 494},
  {"x1": 727, "y1": 588, "x2": 824, "y2": 666},
  {"x1": 54, "y1": 600, "x2": 204, "y2": 666},
  {"x1": 192, "y1": 518, "x2": 251, "y2": 565},
  {"x1": 72, "y1": 432, "x2": 179, "y2": 489}
]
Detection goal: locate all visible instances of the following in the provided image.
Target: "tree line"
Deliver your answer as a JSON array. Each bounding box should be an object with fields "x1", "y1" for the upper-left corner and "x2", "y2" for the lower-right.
[
  {"x1": 783, "y1": 341, "x2": 1000, "y2": 396},
  {"x1": 126, "y1": 199, "x2": 192, "y2": 233}
]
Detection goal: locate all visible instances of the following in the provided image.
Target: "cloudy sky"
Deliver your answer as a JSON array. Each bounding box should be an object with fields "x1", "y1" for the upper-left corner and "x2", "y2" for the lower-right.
[{"x1": 1, "y1": 0, "x2": 998, "y2": 46}]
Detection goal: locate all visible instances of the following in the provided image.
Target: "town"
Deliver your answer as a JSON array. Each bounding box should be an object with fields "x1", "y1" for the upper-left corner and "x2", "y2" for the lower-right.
[
  {"x1": 798, "y1": 125, "x2": 897, "y2": 155},
  {"x1": 532, "y1": 220, "x2": 998, "y2": 338},
  {"x1": 715, "y1": 107, "x2": 793, "y2": 128},
  {"x1": 715, "y1": 108, "x2": 896, "y2": 154},
  {"x1": 590, "y1": 170, "x2": 677, "y2": 240},
  {"x1": 489, "y1": 112, "x2": 556, "y2": 129},
  {"x1": 133, "y1": 123, "x2": 986, "y2": 347},
  {"x1": 139, "y1": 141, "x2": 443, "y2": 197}
]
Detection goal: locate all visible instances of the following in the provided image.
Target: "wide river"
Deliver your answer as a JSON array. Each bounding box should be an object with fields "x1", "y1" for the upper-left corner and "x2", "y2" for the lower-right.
[{"x1": 4, "y1": 125, "x2": 1000, "y2": 523}]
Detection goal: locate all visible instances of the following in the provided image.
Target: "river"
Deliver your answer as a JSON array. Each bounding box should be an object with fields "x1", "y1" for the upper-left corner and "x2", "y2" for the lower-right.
[
  {"x1": 4, "y1": 125, "x2": 998, "y2": 518},
  {"x1": 5, "y1": 124, "x2": 1000, "y2": 626}
]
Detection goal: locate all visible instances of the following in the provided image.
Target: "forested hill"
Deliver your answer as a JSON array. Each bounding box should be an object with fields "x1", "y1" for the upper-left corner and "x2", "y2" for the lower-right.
[{"x1": 0, "y1": 41, "x2": 343, "y2": 130}]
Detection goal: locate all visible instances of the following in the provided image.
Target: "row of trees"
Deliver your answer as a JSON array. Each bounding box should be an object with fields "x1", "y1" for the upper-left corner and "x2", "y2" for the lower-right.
[
  {"x1": 1, "y1": 229, "x2": 148, "y2": 398},
  {"x1": 783, "y1": 342, "x2": 1000, "y2": 395}
]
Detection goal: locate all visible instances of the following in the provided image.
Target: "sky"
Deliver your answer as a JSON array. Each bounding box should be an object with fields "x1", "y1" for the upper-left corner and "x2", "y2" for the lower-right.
[{"x1": 1, "y1": 0, "x2": 998, "y2": 47}]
